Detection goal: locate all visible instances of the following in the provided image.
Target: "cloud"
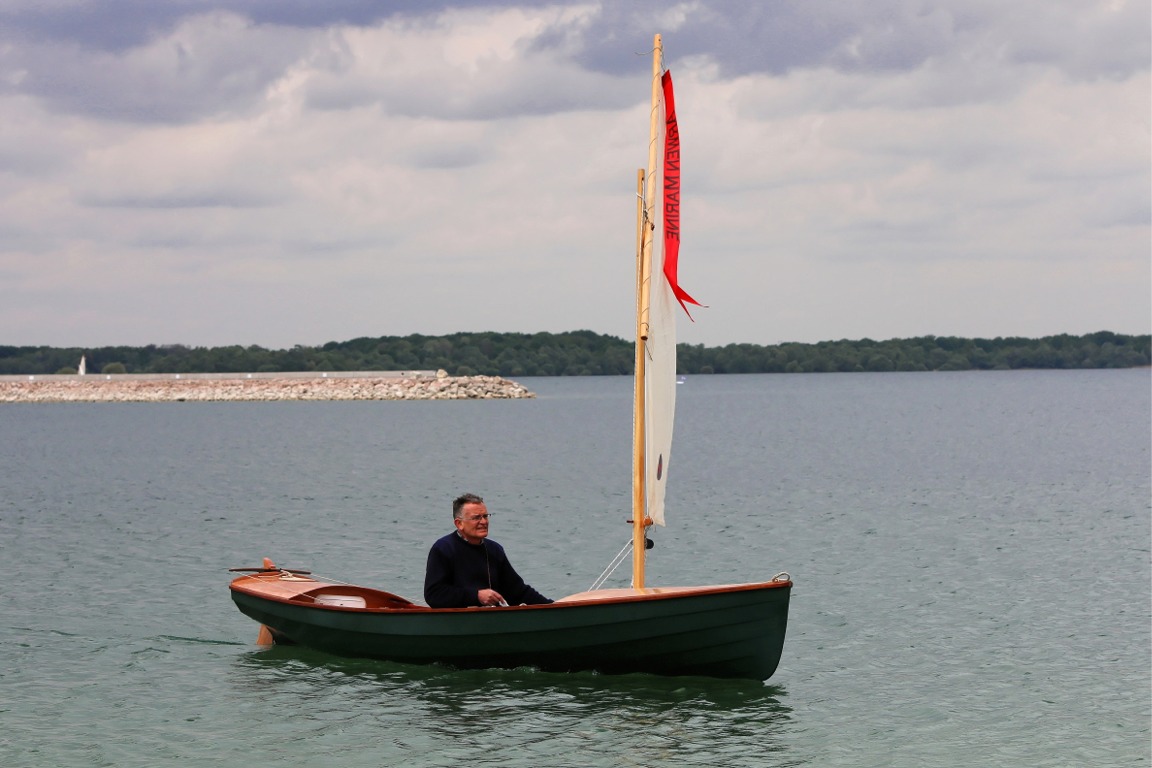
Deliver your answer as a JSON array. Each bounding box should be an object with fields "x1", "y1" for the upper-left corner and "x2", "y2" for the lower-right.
[
  {"x1": 0, "y1": 0, "x2": 1146, "y2": 348},
  {"x1": 1, "y1": 11, "x2": 313, "y2": 123}
]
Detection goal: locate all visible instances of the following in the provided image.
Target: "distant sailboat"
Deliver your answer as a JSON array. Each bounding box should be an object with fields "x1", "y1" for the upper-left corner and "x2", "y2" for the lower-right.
[{"x1": 78, "y1": 355, "x2": 87, "y2": 376}]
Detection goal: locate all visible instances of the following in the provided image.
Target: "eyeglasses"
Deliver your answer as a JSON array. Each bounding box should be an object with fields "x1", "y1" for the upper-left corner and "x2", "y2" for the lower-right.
[{"x1": 463, "y1": 513, "x2": 492, "y2": 521}]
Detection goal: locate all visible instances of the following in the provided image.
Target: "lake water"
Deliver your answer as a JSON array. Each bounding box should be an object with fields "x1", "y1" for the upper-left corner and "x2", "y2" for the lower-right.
[{"x1": 2, "y1": 370, "x2": 1149, "y2": 767}]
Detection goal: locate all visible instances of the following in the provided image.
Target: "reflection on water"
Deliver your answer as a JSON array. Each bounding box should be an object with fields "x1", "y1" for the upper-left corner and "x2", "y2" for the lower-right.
[{"x1": 231, "y1": 647, "x2": 798, "y2": 767}]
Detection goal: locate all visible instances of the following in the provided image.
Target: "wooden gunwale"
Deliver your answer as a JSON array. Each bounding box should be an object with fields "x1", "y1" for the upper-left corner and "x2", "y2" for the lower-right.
[{"x1": 228, "y1": 572, "x2": 792, "y2": 614}]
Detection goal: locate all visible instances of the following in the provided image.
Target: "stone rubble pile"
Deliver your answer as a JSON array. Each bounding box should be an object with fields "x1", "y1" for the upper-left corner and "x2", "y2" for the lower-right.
[{"x1": 0, "y1": 375, "x2": 535, "y2": 403}]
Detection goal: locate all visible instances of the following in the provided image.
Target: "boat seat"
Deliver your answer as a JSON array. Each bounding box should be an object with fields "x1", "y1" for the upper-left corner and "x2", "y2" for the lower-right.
[{"x1": 293, "y1": 585, "x2": 423, "y2": 611}]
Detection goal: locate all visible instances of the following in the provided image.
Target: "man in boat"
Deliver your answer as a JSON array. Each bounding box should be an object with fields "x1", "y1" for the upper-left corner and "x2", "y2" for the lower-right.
[{"x1": 424, "y1": 492, "x2": 552, "y2": 608}]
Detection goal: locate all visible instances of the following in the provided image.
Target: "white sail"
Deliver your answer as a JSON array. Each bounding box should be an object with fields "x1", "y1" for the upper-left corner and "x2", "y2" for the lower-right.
[
  {"x1": 632, "y1": 36, "x2": 699, "y2": 585},
  {"x1": 78, "y1": 355, "x2": 87, "y2": 376},
  {"x1": 644, "y1": 242, "x2": 678, "y2": 527},
  {"x1": 643, "y1": 62, "x2": 688, "y2": 529}
]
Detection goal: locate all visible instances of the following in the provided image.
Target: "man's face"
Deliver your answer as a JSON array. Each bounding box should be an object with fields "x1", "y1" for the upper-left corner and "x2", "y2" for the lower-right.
[{"x1": 454, "y1": 502, "x2": 490, "y2": 543}]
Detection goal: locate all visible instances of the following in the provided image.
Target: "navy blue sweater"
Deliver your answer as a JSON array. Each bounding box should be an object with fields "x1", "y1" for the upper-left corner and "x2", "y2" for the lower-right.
[{"x1": 423, "y1": 532, "x2": 552, "y2": 608}]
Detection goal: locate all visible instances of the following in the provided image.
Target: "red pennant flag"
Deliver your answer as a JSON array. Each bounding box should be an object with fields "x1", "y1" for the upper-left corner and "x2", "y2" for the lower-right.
[{"x1": 661, "y1": 70, "x2": 702, "y2": 318}]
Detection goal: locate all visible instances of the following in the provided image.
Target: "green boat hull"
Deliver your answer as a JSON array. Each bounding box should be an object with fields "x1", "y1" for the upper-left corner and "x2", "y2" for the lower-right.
[{"x1": 231, "y1": 581, "x2": 790, "y2": 680}]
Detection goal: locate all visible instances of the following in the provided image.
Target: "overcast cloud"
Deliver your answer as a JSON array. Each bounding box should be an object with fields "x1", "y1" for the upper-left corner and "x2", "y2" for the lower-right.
[{"x1": 0, "y1": 0, "x2": 1147, "y2": 348}]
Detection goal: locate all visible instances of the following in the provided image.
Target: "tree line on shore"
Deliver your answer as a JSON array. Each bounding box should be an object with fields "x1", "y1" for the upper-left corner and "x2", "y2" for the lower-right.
[{"x1": 1, "y1": 330, "x2": 1147, "y2": 377}]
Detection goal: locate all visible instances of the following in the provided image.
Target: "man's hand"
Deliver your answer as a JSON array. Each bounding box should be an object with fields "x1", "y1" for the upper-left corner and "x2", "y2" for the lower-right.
[{"x1": 477, "y1": 589, "x2": 506, "y2": 606}]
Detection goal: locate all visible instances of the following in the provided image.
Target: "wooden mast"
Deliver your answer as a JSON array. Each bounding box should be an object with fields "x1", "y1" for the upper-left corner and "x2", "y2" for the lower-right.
[{"x1": 632, "y1": 33, "x2": 662, "y2": 590}]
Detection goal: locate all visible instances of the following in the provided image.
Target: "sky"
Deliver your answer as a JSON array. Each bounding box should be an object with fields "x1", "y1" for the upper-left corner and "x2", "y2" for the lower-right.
[{"x1": 1, "y1": 0, "x2": 1148, "y2": 349}]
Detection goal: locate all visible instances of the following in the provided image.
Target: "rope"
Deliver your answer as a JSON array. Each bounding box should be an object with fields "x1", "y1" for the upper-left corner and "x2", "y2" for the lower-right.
[
  {"x1": 235, "y1": 569, "x2": 344, "y2": 602},
  {"x1": 274, "y1": 570, "x2": 367, "y2": 603},
  {"x1": 588, "y1": 537, "x2": 633, "y2": 591}
]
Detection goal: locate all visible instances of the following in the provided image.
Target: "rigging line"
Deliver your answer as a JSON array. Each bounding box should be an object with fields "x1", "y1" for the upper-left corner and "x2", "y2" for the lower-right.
[
  {"x1": 646, "y1": 97, "x2": 661, "y2": 160},
  {"x1": 646, "y1": 54, "x2": 665, "y2": 161},
  {"x1": 588, "y1": 537, "x2": 634, "y2": 591},
  {"x1": 483, "y1": 540, "x2": 492, "y2": 590},
  {"x1": 296, "y1": 572, "x2": 356, "y2": 587},
  {"x1": 232, "y1": 570, "x2": 343, "y2": 604},
  {"x1": 279, "y1": 571, "x2": 370, "y2": 603}
]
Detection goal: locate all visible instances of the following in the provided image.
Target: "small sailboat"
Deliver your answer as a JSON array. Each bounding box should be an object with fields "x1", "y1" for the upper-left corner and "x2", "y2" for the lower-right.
[{"x1": 229, "y1": 35, "x2": 791, "y2": 680}]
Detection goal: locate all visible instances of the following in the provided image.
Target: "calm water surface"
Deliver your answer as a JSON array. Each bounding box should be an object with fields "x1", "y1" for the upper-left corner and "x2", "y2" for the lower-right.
[{"x1": 2, "y1": 371, "x2": 1149, "y2": 767}]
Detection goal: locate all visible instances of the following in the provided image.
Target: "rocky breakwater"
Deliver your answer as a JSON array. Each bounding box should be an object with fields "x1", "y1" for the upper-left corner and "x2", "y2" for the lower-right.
[{"x1": 0, "y1": 374, "x2": 535, "y2": 403}]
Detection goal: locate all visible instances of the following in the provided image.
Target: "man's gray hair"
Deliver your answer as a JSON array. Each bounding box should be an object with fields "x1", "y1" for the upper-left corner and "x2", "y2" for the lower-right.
[{"x1": 452, "y1": 492, "x2": 484, "y2": 519}]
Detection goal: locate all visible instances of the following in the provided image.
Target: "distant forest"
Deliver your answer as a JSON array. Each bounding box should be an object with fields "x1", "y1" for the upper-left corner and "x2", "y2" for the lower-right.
[{"x1": 2, "y1": 330, "x2": 1148, "y2": 377}]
